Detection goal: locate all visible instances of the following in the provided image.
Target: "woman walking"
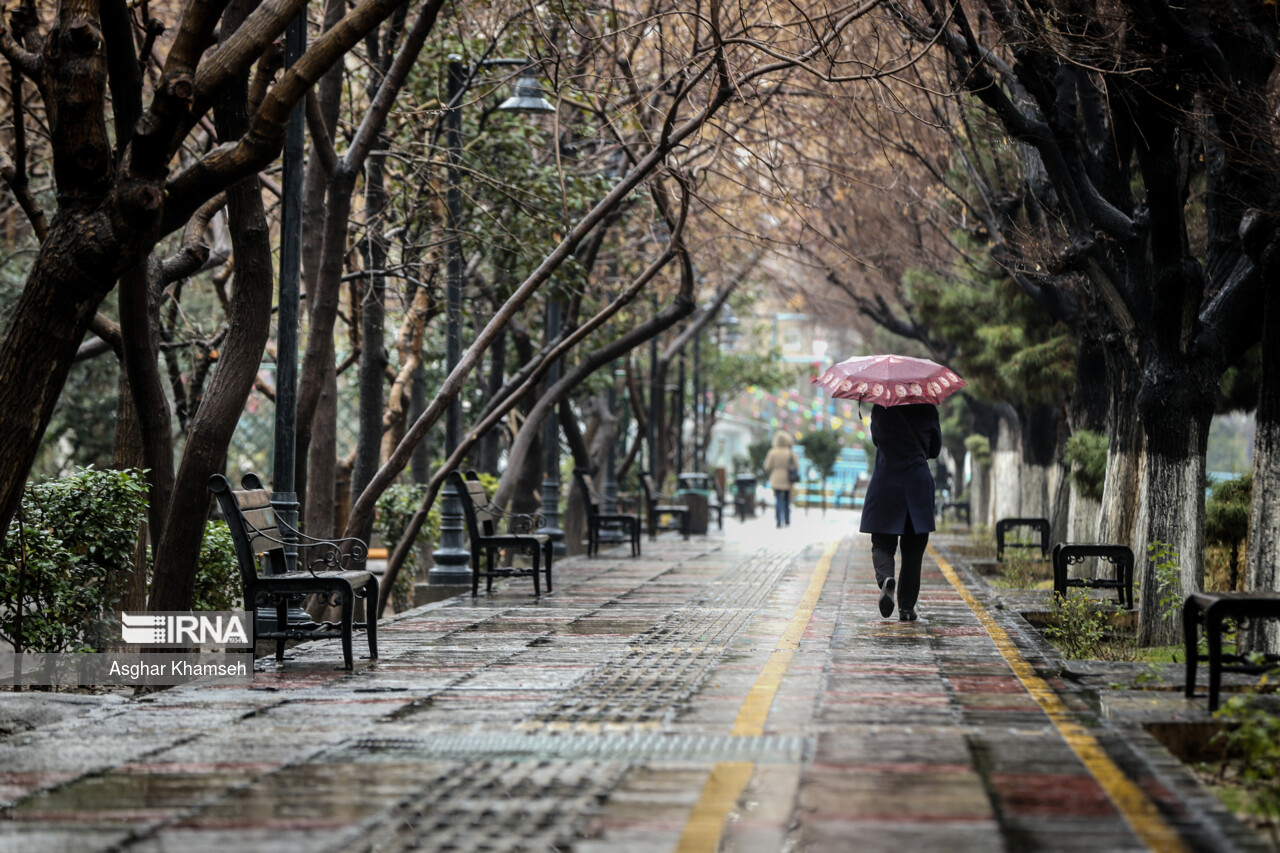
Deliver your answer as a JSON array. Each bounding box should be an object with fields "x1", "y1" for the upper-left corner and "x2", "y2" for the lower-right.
[
  {"x1": 861, "y1": 403, "x2": 941, "y2": 621},
  {"x1": 763, "y1": 431, "x2": 800, "y2": 528}
]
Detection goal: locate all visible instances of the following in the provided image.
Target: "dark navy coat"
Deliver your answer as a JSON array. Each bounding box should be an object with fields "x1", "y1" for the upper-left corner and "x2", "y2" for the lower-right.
[{"x1": 859, "y1": 404, "x2": 942, "y2": 535}]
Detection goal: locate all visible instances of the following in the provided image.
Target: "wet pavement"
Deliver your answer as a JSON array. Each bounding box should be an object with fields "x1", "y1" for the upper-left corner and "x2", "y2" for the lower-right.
[{"x1": 0, "y1": 510, "x2": 1266, "y2": 852}]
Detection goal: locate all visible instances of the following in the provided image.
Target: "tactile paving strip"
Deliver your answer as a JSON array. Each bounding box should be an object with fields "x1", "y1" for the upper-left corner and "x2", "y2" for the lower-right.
[
  {"x1": 525, "y1": 548, "x2": 800, "y2": 724},
  {"x1": 331, "y1": 758, "x2": 627, "y2": 853},
  {"x1": 326, "y1": 732, "x2": 810, "y2": 764}
]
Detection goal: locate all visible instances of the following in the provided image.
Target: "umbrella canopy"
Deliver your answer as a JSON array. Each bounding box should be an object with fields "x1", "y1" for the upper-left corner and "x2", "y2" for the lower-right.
[{"x1": 812, "y1": 354, "x2": 966, "y2": 407}]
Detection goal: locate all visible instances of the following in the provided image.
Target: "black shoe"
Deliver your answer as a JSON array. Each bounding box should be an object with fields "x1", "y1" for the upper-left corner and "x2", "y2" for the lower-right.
[
  {"x1": 899, "y1": 607, "x2": 918, "y2": 622},
  {"x1": 878, "y1": 579, "x2": 896, "y2": 618}
]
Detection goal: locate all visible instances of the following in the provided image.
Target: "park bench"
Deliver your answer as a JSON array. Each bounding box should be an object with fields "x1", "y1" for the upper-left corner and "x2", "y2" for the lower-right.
[
  {"x1": 708, "y1": 479, "x2": 725, "y2": 531},
  {"x1": 995, "y1": 517, "x2": 1050, "y2": 561},
  {"x1": 208, "y1": 473, "x2": 378, "y2": 670},
  {"x1": 450, "y1": 470, "x2": 553, "y2": 596},
  {"x1": 640, "y1": 473, "x2": 691, "y2": 541},
  {"x1": 572, "y1": 469, "x2": 641, "y2": 557},
  {"x1": 939, "y1": 501, "x2": 970, "y2": 525},
  {"x1": 1051, "y1": 543, "x2": 1133, "y2": 609},
  {"x1": 1182, "y1": 592, "x2": 1280, "y2": 712}
]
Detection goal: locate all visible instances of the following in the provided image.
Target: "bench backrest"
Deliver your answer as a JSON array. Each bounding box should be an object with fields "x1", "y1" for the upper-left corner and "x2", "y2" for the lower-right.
[
  {"x1": 208, "y1": 473, "x2": 286, "y2": 586},
  {"x1": 995, "y1": 516, "x2": 1050, "y2": 560},
  {"x1": 573, "y1": 469, "x2": 602, "y2": 520},
  {"x1": 640, "y1": 474, "x2": 659, "y2": 511},
  {"x1": 448, "y1": 470, "x2": 497, "y2": 541}
]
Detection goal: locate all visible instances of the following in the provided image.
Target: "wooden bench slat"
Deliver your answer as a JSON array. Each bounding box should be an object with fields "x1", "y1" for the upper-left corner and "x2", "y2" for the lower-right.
[{"x1": 234, "y1": 490, "x2": 273, "y2": 509}]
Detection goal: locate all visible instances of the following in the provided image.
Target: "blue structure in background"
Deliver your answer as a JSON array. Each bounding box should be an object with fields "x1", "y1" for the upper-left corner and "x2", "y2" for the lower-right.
[{"x1": 792, "y1": 446, "x2": 868, "y2": 508}]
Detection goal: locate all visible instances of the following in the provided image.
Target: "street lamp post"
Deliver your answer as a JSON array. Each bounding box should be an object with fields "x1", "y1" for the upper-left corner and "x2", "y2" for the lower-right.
[
  {"x1": 271, "y1": 11, "x2": 305, "y2": 572},
  {"x1": 431, "y1": 58, "x2": 555, "y2": 585},
  {"x1": 675, "y1": 350, "x2": 686, "y2": 475},
  {"x1": 536, "y1": 295, "x2": 566, "y2": 555},
  {"x1": 692, "y1": 327, "x2": 701, "y2": 472},
  {"x1": 647, "y1": 295, "x2": 659, "y2": 479},
  {"x1": 598, "y1": 361, "x2": 627, "y2": 544}
]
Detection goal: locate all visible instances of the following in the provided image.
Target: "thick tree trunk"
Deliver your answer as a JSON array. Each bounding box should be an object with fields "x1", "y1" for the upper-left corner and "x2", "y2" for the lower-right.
[
  {"x1": 969, "y1": 461, "x2": 990, "y2": 529},
  {"x1": 1019, "y1": 403, "x2": 1058, "y2": 524},
  {"x1": 1097, "y1": 350, "x2": 1143, "y2": 546},
  {"x1": 1244, "y1": 234, "x2": 1280, "y2": 652},
  {"x1": 990, "y1": 404, "x2": 1021, "y2": 524},
  {"x1": 1134, "y1": 396, "x2": 1213, "y2": 647}
]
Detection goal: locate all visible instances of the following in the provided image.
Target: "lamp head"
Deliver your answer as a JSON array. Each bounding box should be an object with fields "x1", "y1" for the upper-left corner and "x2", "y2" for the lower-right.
[{"x1": 498, "y1": 69, "x2": 557, "y2": 114}]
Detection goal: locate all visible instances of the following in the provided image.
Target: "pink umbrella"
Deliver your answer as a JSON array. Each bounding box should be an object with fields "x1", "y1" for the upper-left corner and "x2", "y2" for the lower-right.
[{"x1": 811, "y1": 354, "x2": 966, "y2": 407}]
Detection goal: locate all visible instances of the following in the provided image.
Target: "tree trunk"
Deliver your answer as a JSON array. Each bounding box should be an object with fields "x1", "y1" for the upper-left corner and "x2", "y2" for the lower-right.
[
  {"x1": 969, "y1": 460, "x2": 990, "y2": 529},
  {"x1": 1097, "y1": 350, "x2": 1143, "y2": 547},
  {"x1": 1019, "y1": 403, "x2": 1058, "y2": 522},
  {"x1": 305, "y1": 362, "x2": 339, "y2": 537},
  {"x1": 295, "y1": 164, "x2": 359, "y2": 518},
  {"x1": 112, "y1": 363, "x2": 149, "y2": 614},
  {"x1": 149, "y1": 57, "x2": 276, "y2": 611},
  {"x1": 351, "y1": 167, "x2": 389, "y2": 510},
  {"x1": 990, "y1": 404, "x2": 1021, "y2": 524},
  {"x1": 477, "y1": 328, "x2": 507, "y2": 475},
  {"x1": 1134, "y1": 394, "x2": 1213, "y2": 647},
  {"x1": 1243, "y1": 234, "x2": 1280, "y2": 652}
]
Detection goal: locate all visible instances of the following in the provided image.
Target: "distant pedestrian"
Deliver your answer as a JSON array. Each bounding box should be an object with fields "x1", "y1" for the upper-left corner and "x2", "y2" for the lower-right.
[
  {"x1": 861, "y1": 404, "x2": 941, "y2": 621},
  {"x1": 763, "y1": 431, "x2": 800, "y2": 528}
]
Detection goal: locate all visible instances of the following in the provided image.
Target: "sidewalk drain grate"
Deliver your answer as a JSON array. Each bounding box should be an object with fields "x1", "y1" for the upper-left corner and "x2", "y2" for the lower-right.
[{"x1": 326, "y1": 733, "x2": 810, "y2": 764}]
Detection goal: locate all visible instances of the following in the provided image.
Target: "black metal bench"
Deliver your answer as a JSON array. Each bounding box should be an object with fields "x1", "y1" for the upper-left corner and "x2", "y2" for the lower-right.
[
  {"x1": 209, "y1": 473, "x2": 378, "y2": 670},
  {"x1": 451, "y1": 470, "x2": 553, "y2": 596},
  {"x1": 640, "y1": 473, "x2": 690, "y2": 541},
  {"x1": 708, "y1": 481, "x2": 725, "y2": 531},
  {"x1": 1051, "y1": 543, "x2": 1133, "y2": 609},
  {"x1": 572, "y1": 469, "x2": 640, "y2": 557},
  {"x1": 1183, "y1": 592, "x2": 1280, "y2": 712},
  {"x1": 940, "y1": 501, "x2": 970, "y2": 525},
  {"x1": 995, "y1": 517, "x2": 1050, "y2": 561}
]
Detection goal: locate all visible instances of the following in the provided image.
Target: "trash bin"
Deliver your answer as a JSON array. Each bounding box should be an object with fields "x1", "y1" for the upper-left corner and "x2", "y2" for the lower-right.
[
  {"x1": 677, "y1": 472, "x2": 711, "y2": 492},
  {"x1": 734, "y1": 474, "x2": 756, "y2": 520},
  {"x1": 675, "y1": 473, "x2": 711, "y2": 534}
]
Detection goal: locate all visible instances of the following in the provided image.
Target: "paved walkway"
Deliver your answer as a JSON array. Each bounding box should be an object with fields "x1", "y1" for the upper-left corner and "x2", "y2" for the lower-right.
[{"x1": 0, "y1": 512, "x2": 1262, "y2": 852}]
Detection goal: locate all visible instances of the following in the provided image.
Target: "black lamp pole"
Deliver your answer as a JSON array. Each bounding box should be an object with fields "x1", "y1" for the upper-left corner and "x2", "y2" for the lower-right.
[
  {"x1": 271, "y1": 11, "x2": 305, "y2": 574},
  {"x1": 598, "y1": 361, "x2": 625, "y2": 543},
  {"x1": 675, "y1": 351, "x2": 686, "y2": 474},
  {"x1": 536, "y1": 296, "x2": 565, "y2": 554},
  {"x1": 429, "y1": 59, "x2": 475, "y2": 585},
  {"x1": 431, "y1": 57, "x2": 554, "y2": 584},
  {"x1": 692, "y1": 327, "x2": 702, "y2": 471},
  {"x1": 647, "y1": 296, "x2": 659, "y2": 479}
]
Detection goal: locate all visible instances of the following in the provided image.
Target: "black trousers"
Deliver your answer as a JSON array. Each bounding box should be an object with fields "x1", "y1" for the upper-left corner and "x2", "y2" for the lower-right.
[{"x1": 871, "y1": 516, "x2": 929, "y2": 610}]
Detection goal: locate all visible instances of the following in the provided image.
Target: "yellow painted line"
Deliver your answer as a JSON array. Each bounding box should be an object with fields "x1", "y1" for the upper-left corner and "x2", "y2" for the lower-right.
[
  {"x1": 676, "y1": 541, "x2": 839, "y2": 853},
  {"x1": 929, "y1": 544, "x2": 1190, "y2": 853}
]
